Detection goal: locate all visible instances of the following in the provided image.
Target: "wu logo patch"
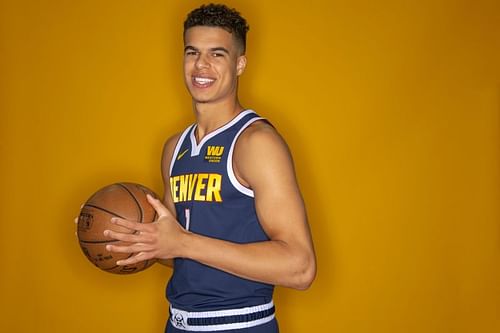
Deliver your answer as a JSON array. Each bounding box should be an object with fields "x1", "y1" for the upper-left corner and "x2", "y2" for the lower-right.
[{"x1": 205, "y1": 145, "x2": 224, "y2": 163}]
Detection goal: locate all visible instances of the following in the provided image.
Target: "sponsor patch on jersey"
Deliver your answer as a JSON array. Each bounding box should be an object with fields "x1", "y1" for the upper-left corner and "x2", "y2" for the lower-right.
[{"x1": 205, "y1": 145, "x2": 224, "y2": 163}]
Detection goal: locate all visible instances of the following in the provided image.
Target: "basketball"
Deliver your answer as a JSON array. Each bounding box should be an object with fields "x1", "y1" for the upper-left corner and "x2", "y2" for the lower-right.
[{"x1": 77, "y1": 182, "x2": 158, "y2": 274}]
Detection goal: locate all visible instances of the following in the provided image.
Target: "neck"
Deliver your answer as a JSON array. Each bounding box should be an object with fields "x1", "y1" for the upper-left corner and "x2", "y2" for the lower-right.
[{"x1": 193, "y1": 98, "x2": 244, "y2": 141}]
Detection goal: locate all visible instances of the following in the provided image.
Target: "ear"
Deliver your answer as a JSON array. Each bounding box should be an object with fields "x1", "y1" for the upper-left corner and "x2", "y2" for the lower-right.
[{"x1": 236, "y1": 55, "x2": 247, "y2": 76}]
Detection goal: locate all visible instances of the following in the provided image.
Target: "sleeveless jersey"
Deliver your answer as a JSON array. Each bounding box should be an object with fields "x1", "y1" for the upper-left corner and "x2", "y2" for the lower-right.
[{"x1": 166, "y1": 110, "x2": 274, "y2": 312}]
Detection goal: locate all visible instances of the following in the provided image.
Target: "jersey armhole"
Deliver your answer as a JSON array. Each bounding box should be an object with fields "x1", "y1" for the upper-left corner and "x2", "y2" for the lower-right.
[
  {"x1": 169, "y1": 125, "x2": 194, "y2": 175},
  {"x1": 227, "y1": 117, "x2": 264, "y2": 197}
]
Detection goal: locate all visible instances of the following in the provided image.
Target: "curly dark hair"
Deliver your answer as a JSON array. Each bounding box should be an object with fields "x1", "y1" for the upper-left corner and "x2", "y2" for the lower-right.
[{"x1": 184, "y1": 3, "x2": 250, "y2": 53}]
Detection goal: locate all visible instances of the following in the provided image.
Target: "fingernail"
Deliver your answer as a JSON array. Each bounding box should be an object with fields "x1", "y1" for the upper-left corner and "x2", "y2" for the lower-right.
[
  {"x1": 103, "y1": 230, "x2": 109, "y2": 236},
  {"x1": 106, "y1": 245, "x2": 111, "y2": 251},
  {"x1": 116, "y1": 260, "x2": 123, "y2": 265}
]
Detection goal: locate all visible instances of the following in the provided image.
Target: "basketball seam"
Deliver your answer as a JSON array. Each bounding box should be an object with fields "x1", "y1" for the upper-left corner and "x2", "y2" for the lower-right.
[
  {"x1": 79, "y1": 239, "x2": 120, "y2": 244},
  {"x1": 84, "y1": 204, "x2": 126, "y2": 219},
  {"x1": 102, "y1": 252, "x2": 137, "y2": 273},
  {"x1": 113, "y1": 183, "x2": 150, "y2": 273},
  {"x1": 117, "y1": 183, "x2": 144, "y2": 223}
]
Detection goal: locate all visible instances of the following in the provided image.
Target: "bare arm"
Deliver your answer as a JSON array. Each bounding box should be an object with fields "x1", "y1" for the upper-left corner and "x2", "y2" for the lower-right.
[
  {"x1": 160, "y1": 133, "x2": 180, "y2": 216},
  {"x1": 175, "y1": 122, "x2": 316, "y2": 289},
  {"x1": 105, "y1": 123, "x2": 316, "y2": 289},
  {"x1": 154, "y1": 133, "x2": 180, "y2": 268}
]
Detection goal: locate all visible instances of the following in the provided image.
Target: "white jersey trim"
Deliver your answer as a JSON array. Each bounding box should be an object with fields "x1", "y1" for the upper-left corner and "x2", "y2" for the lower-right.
[
  {"x1": 169, "y1": 125, "x2": 194, "y2": 176},
  {"x1": 227, "y1": 117, "x2": 264, "y2": 198},
  {"x1": 189, "y1": 109, "x2": 256, "y2": 157}
]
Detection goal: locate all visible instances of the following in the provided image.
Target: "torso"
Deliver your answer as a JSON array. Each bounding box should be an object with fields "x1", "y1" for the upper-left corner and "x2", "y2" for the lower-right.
[{"x1": 166, "y1": 109, "x2": 274, "y2": 311}]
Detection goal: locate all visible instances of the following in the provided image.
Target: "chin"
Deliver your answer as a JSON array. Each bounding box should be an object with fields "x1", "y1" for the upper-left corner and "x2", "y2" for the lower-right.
[
  {"x1": 190, "y1": 91, "x2": 216, "y2": 104},
  {"x1": 191, "y1": 96, "x2": 212, "y2": 104}
]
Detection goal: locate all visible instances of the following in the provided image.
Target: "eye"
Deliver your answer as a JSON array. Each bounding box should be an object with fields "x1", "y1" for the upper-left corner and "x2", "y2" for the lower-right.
[
  {"x1": 185, "y1": 51, "x2": 198, "y2": 56},
  {"x1": 212, "y1": 53, "x2": 224, "y2": 58}
]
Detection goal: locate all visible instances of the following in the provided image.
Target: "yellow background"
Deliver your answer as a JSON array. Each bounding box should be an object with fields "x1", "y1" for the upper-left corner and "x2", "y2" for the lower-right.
[{"x1": 1, "y1": 0, "x2": 499, "y2": 332}]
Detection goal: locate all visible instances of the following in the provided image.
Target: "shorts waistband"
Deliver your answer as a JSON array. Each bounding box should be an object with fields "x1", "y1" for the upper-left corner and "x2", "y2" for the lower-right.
[{"x1": 169, "y1": 300, "x2": 275, "y2": 331}]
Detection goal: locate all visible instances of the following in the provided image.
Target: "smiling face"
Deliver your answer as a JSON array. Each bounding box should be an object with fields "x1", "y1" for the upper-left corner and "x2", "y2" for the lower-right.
[{"x1": 183, "y1": 26, "x2": 247, "y2": 106}]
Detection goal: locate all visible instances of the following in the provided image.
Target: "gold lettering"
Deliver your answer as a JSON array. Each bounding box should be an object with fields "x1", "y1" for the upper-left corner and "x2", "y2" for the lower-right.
[
  {"x1": 170, "y1": 173, "x2": 223, "y2": 203},
  {"x1": 170, "y1": 176, "x2": 179, "y2": 203},
  {"x1": 207, "y1": 146, "x2": 224, "y2": 156},
  {"x1": 187, "y1": 174, "x2": 197, "y2": 201},
  {"x1": 194, "y1": 173, "x2": 208, "y2": 201},
  {"x1": 206, "y1": 174, "x2": 222, "y2": 202},
  {"x1": 178, "y1": 174, "x2": 188, "y2": 202}
]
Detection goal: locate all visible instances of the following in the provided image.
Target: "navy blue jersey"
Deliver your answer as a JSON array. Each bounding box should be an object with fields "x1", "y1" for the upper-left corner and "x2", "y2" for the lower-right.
[{"x1": 167, "y1": 110, "x2": 274, "y2": 312}]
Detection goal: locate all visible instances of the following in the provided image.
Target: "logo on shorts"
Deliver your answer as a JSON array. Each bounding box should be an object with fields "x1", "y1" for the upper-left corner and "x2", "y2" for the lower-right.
[{"x1": 173, "y1": 312, "x2": 186, "y2": 328}]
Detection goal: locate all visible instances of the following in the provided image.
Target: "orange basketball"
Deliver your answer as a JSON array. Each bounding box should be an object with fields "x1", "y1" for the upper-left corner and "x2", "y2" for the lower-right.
[{"x1": 77, "y1": 182, "x2": 158, "y2": 274}]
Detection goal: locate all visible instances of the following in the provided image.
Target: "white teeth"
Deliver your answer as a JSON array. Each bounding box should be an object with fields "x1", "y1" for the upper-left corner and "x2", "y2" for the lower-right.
[{"x1": 194, "y1": 77, "x2": 214, "y2": 84}]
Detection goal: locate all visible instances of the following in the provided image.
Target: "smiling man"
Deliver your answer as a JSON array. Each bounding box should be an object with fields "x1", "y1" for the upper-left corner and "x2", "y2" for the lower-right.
[{"x1": 105, "y1": 4, "x2": 316, "y2": 332}]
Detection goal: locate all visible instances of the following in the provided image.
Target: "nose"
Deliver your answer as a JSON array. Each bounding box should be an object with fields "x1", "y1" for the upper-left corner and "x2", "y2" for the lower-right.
[{"x1": 195, "y1": 53, "x2": 210, "y2": 70}]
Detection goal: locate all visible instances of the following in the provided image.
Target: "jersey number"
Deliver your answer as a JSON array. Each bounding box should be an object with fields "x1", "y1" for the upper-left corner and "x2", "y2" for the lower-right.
[{"x1": 184, "y1": 208, "x2": 191, "y2": 231}]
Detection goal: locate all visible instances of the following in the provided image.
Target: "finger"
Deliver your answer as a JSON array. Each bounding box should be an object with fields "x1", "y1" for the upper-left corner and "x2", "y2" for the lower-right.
[
  {"x1": 106, "y1": 243, "x2": 155, "y2": 254},
  {"x1": 103, "y1": 229, "x2": 151, "y2": 243},
  {"x1": 147, "y1": 194, "x2": 172, "y2": 217},
  {"x1": 110, "y1": 217, "x2": 152, "y2": 232},
  {"x1": 116, "y1": 251, "x2": 155, "y2": 266}
]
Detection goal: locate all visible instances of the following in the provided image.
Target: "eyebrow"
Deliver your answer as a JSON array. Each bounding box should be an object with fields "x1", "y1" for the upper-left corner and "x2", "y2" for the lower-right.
[{"x1": 184, "y1": 46, "x2": 230, "y2": 55}]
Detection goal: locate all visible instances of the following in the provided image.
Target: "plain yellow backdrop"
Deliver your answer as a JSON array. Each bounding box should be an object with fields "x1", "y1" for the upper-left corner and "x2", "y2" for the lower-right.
[{"x1": 1, "y1": 0, "x2": 499, "y2": 332}]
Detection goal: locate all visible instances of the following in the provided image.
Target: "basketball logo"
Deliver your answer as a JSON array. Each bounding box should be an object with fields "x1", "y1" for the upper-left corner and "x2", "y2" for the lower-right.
[{"x1": 78, "y1": 212, "x2": 93, "y2": 230}]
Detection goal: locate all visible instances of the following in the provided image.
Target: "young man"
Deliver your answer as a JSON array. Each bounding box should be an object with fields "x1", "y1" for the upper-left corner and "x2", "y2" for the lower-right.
[{"x1": 104, "y1": 4, "x2": 316, "y2": 332}]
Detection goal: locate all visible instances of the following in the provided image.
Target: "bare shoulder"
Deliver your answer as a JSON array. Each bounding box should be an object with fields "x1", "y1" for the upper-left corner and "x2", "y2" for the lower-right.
[
  {"x1": 161, "y1": 132, "x2": 183, "y2": 213},
  {"x1": 235, "y1": 120, "x2": 290, "y2": 155},
  {"x1": 234, "y1": 120, "x2": 295, "y2": 188},
  {"x1": 164, "y1": 132, "x2": 183, "y2": 154},
  {"x1": 161, "y1": 132, "x2": 183, "y2": 178}
]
